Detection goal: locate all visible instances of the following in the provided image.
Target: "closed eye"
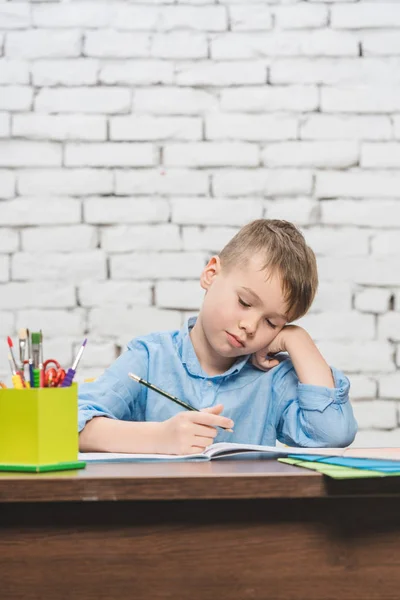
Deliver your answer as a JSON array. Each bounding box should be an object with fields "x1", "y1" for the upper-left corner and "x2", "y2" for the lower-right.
[
  {"x1": 238, "y1": 297, "x2": 251, "y2": 308},
  {"x1": 266, "y1": 319, "x2": 277, "y2": 330}
]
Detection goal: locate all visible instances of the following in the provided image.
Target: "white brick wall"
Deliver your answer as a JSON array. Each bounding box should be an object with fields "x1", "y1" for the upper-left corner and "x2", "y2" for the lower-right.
[{"x1": 1, "y1": 0, "x2": 400, "y2": 446}]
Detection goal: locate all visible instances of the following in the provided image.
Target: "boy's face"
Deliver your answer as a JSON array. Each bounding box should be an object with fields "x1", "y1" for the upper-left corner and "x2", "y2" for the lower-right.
[{"x1": 199, "y1": 254, "x2": 288, "y2": 359}]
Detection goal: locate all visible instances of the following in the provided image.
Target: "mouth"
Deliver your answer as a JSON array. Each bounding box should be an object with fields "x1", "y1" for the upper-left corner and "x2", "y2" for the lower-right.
[{"x1": 226, "y1": 332, "x2": 245, "y2": 348}]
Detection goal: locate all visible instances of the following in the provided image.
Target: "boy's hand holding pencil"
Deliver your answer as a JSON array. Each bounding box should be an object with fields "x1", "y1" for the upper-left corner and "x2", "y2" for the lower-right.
[{"x1": 155, "y1": 405, "x2": 233, "y2": 455}]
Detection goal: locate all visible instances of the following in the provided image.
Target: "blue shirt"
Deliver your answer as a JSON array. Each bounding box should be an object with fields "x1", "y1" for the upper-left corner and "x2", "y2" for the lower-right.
[{"x1": 78, "y1": 317, "x2": 357, "y2": 448}]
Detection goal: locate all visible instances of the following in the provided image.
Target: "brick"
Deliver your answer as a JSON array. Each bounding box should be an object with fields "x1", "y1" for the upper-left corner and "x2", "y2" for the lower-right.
[
  {"x1": 171, "y1": 198, "x2": 262, "y2": 226},
  {"x1": 264, "y1": 198, "x2": 318, "y2": 226},
  {"x1": 32, "y1": 59, "x2": 99, "y2": 86},
  {"x1": 304, "y1": 227, "x2": 369, "y2": 257},
  {"x1": 0, "y1": 283, "x2": 75, "y2": 309},
  {"x1": 84, "y1": 31, "x2": 150, "y2": 58},
  {"x1": 229, "y1": 5, "x2": 272, "y2": 30},
  {"x1": 101, "y1": 224, "x2": 182, "y2": 252},
  {"x1": 13, "y1": 114, "x2": 107, "y2": 141},
  {"x1": 89, "y1": 307, "x2": 181, "y2": 339},
  {"x1": 32, "y1": 3, "x2": 114, "y2": 27},
  {"x1": 151, "y1": 32, "x2": 207, "y2": 58},
  {"x1": 212, "y1": 31, "x2": 358, "y2": 59},
  {"x1": 371, "y1": 231, "x2": 400, "y2": 255},
  {"x1": 220, "y1": 86, "x2": 318, "y2": 112},
  {"x1": 0, "y1": 170, "x2": 15, "y2": 198},
  {"x1": 113, "y1": 5, "x2": 227, "y2": 31},
  {"x1": 321, "y1": 86, "x2": 400, "y2": 113},
  {"x1": 84, "y1": 197, "x2": 170, "y2": 225},
  {"x1": 182, "y1": 226, "x2": 239, "y2": 251},
  {"x1": 134, "y1": 87, "x2": 218, "y2": 114},
  {"x1": 0, "y1": 312, "x2": 13, "y2": 336},
  {"x1": 77, "y1": 341, "x2": 117, "y2": 369},
  {"x1": 349, "y1": 375, "x2": 377, "y2": 400},
  {"x1": 0, "y1": 111, "x2": 9, "y2": 137},
  {"x1": 0, "y1": 86, "x2": 32, "y2": 110},
  {"x1": 12, "y1": 251, "x2": 106, "y2": 282},
  {"x1": 355, "y1": 288, "x2": 391, "y2": 314},
  {"x1": 22, "y1": 225, "x2": 97, "y2": 252},
  {"x1": 65, "y1": 143, "x2": 157, "y2": 167},
  {"x1": 111, "y1": 252, "x2": 205, "y2": 279},
  {"x1": 378, "y1": 313, "x2": 400, "y2": 342},
  {"x1": 206, "y1": 114, "x2": 298, "y2": 141},
  {"x1": 110, "y1": 116, "x2": 201, "y2": 141},
  {"x1": 380, "y1": 373, "x2": 400, "y2": 398},
  {"x1": 175, "y1": 60, "x2": 266, "y2": 86},
  {"x1": 316, "y1": 340, "x2": 395, "y2": 373},
  {"x1": 362, "y1": 143, "x2": 400, "y2": 168},
  {"x1": 332, "y1": 3, "x2": 400, "y2": 29},
  {"x1": 310, "y1": 282, "x2": 352, "y2": 313},
  {"x1": 164, "y1": 142, "x2": 259, "y2": 167},
  {"x1": 213, "y1": 169, "x2": 313, "y2": 196},
  {"x1": 272, "y1": 58, "x2": 394, "y2": 85},
  {"x1": 316, "y1": 172, "x2": 400, "y2": 198},
  {"x1": 297, "y1": 311, "x2": 375, "y2": 341},
  {"x1": 0, "y1": 141, "x2": 61, "y2": 167},
  {"x1": 393, "y1": 116, "x2": 400, "y2": 139},
  {"x1": 0, "y1": 254, "x2": 9, "y2": 282},
  {"x1": 321, "y1": 200, "x2": 400, "y2": 228},
  {"x1": 317, "y1": 256, "x2": 400, "y2": 286},
  {"x1": 18, "y1": 169, "x2": 113, "y2": 196},
  {"x1": 301, "y1": 115, "x2": 392, "y2": 140},
  {"x1": 0, "y1": 4, "x2": 30, "y2": 28},
  {"x1": 6, "y1": 30, "x2": 81, "y2": 58},
  {"x1": 262, "y1": 142, "x2": 358, "y2": 168},
  {"x1": 0, "y1": 59, "x2": 29, "y2": 84},
  {"x1": 156, "y1": 280, "x2": 203, "y2": 310},
  {"x1": 0, "y1": 197, "x2": 81, "y2": 226},
  {"x1": 15, "y1": 309, "x2": 85, "y2": 337},
  {"x1": 115, "y1": 169, "x2": 208, "y2": 195},
  {"x1": 362, "y1": 32, "x2": 400, "y2": 56},
  {"x1": 0, "y1": 228, "x2": 18, "y2": 252},
  {"x1": 78, "y1": 281, "x2": 152, "y2": 308},
  {"x1": 100, "y1": 60, "x2": 174, "y2": 85},
  {"x1": 274, "y1": 4, "x2": 328, "y2": 28},
  {"x1": 353, "y1": 400, "x2": 397, "y2": 430},
  {"x1": 35, "y1": 87, "x2": 131, "y2": 114}
]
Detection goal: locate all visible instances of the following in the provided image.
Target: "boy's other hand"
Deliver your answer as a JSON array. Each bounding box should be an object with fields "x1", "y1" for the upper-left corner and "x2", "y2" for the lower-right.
[
  {"x1": 251, "y1": 325, "x2": 301, "y2": 372},
  {"x1": 156, "y1": 404, "x2": 234, "y2": 455}
]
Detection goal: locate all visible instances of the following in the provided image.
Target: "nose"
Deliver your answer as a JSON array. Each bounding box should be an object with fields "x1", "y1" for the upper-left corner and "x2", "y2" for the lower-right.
[{"x1": 239, "y1": 318, "x2": 257, "y2": 337}]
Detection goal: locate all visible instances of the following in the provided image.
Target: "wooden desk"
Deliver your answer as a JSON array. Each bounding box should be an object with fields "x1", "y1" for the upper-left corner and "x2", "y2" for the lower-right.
[{"x1": 1, "y1": 457, "x2": 400, "y2": 600}]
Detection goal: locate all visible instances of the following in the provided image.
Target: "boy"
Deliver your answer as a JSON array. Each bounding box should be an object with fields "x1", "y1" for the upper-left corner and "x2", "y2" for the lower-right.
[{"x1": 79, "y1": 219, "x2": 357, "y2": 454}]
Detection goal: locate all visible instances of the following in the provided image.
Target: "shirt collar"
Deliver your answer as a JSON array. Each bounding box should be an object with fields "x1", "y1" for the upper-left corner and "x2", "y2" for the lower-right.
[{"x1": 177, "y1": 316, "x2": 250, "y2": 379}]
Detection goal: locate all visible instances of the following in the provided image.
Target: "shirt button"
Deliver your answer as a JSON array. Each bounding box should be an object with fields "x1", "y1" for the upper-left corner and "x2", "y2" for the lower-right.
[{"x1": 207, "y1": 381, "x2": 212, "y2": 387}]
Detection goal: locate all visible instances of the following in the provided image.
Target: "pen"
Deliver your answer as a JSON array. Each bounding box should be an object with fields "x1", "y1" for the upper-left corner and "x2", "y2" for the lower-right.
[
  {"x1": 128, "y1": 373, "x2": 234, "y2": 433},
  {"x1": 61, "y1": 338, "x2": 87, "y2": 387}
]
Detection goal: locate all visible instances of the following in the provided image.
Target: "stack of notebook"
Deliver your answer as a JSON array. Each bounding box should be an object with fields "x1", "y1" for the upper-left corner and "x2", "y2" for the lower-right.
[{"x1": 279, "y1": 447, "x2": 400, "y2": 479}]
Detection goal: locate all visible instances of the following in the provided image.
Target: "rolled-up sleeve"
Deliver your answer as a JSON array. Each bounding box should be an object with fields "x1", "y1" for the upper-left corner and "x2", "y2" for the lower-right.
[
  {"x1": 78, "y1": 339, "x2": 149, "y2": 432},
  {"x1": 274, "y1": 361, "x2": 358, "y2": 448}
]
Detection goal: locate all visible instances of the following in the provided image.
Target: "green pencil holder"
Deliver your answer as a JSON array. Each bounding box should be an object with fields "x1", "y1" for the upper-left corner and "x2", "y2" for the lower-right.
[{"x1": 0, "y1": 384, "x2": 85, "y2": 472}]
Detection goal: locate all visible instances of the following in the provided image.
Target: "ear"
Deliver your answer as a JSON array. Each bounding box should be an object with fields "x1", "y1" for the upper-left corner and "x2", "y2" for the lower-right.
[{"x1": 200, "y1": 255, "x2": 221, "y2": 291}]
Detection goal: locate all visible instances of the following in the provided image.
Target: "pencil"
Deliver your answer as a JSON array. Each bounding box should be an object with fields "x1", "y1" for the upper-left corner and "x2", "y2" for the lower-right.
[{"x1": 128, "y1": 373, "x2": 233, "y2": 433}]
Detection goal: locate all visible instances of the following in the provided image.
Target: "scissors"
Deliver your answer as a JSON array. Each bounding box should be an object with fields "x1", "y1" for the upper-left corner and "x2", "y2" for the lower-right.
[{"x1": 43, "y1": 359, "x2": 66, "y2": 388}]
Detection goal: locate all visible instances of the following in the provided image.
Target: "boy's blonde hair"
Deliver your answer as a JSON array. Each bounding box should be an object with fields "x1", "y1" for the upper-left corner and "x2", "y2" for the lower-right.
[{"x1": 218, "y1": 219, "x2": 318, "y2": 322}]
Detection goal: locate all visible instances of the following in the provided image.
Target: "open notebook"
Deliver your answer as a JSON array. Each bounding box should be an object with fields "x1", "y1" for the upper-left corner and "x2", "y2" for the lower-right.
[{"x1": 79, "y1": 443, "x2": 400, "y2": 463}]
